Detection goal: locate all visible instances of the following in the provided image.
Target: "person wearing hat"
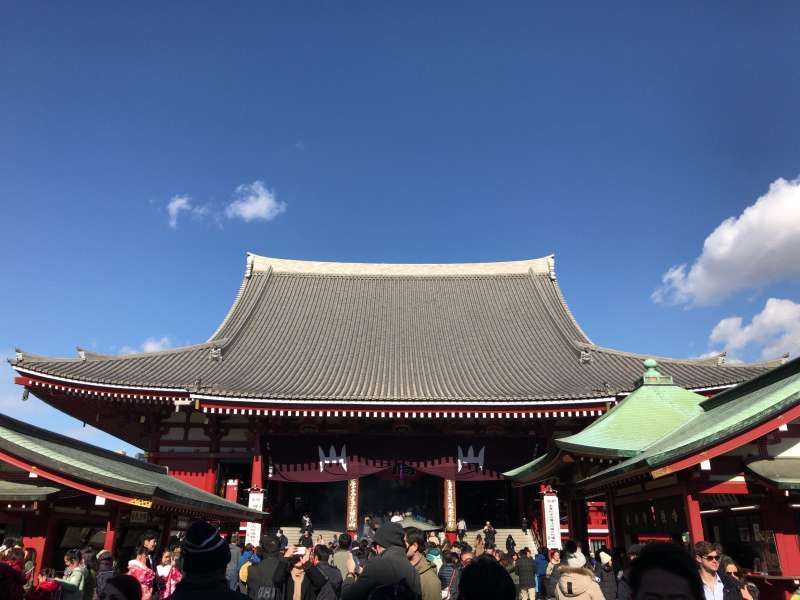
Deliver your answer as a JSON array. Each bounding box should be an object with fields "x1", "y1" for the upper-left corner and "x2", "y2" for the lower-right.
[
  {"x1": 341, "y1": 521, "x2": 421, "y2": 600},
  {"x1": 171, "y1": 520, "x2": 248, "y2": 600},
  {"x1": 594, "y1": 550, "x2": 617, "y2": 600},
  {"x1": 616, "y1": 543, "x2": 643, "y2": 600}
]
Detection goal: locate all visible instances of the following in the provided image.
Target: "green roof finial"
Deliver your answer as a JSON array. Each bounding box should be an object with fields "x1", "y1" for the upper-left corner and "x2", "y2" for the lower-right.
[{"x1": 639, "y1": 358, "x2": 673, "y2": 386}]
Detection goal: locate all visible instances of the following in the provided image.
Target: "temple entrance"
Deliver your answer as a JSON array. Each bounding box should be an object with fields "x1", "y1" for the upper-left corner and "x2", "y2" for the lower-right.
[
  {"x1": 268, "y1": 480, "x2": 346, "y2": 530},
  {"x1": 457, "y1": 480, "x2": 517, "y2": 528},
  {"x1": 360, "y1": 470, "x2": 444, "y2": 527}
]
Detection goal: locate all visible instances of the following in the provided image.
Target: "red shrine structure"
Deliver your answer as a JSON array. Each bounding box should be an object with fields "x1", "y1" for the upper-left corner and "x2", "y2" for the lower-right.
[{"x1": 8, "y1": 254, "x2": 776, "y2": 539}]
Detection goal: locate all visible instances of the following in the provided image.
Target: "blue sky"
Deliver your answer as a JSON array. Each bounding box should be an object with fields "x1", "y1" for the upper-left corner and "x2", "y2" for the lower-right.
[{"x1": 2, "y1": 2, "x2": 799, "y2": 453}]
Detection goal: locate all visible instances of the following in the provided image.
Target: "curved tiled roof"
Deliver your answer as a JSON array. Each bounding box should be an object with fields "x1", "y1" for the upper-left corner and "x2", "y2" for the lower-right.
[{"x1": 11, "y1": 254, "x2": 776, "y2": 403}]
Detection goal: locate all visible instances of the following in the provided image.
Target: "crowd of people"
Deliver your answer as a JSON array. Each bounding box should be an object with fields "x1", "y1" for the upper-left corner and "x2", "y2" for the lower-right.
[
  {"x1": 0, "y1": 522, "x2": 789, "y2": 600},
  {"x1": 0, "y1": 531, "x2": 183, "y2": 600}
]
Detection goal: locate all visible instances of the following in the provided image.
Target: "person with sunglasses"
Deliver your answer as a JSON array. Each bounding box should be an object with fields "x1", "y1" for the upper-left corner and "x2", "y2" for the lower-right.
[
  {"x1": 718, "y1": 556, "x2": 758, "y2": 600},
  {"x1": 693, "y1": 542, "x2": 741, "y2": 600}
]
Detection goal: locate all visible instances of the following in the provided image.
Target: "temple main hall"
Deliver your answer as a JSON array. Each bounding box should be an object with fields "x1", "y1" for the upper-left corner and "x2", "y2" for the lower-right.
[{"x1": 9, "y1": 253, "x2": 774, "y2": 537}]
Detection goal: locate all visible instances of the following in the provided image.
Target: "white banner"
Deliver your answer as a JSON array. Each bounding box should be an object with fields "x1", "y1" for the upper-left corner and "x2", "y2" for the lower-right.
[
  {"x1": 244, "y1": 492, "x2": 264, "y2": 546},
  {"x1": 542, "y1": 494, "x2": 562, "y2": 550}
]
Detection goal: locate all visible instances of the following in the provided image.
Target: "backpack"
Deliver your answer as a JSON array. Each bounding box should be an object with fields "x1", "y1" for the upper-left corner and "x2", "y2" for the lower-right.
[{"x1": 315, "y1": 564, "x2": 343, "y2": 600}]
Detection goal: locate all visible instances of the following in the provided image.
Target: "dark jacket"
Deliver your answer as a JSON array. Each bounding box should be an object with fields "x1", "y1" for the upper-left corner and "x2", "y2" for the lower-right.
[
  {"x1": 535, "y1": 554, "x2": 549, "y2": 577},
  {"x1": 314, "y1": 562, "x2": 343, "y2": 600},
  {"x1": 171, "y1": 572, "x2": 249, "y2": 600},
  {"x1": 94, "y1": 555, "x2": 115, "y2": 600},
  {"x1": 247, "y1": 556, "x2": 281, "y2": 600},
  {"x1": 506, "y1": 536, "x2": 517, "y2": 555},
  {"x1": 228, "y1": 544, "x2": 243, "y2": 579},
  {"x1": 545, "y1": 563, "x2": 562, "y2": 599},
  {"x1": 341, "y1": 546, "x2": 421, "y2": 600},
  {"x1": 595, "y1": 565, "x2": 616, "y2": 600},
  {"x1": 616, "y1": 569, "x2": 631, "y2": 600},
  {"x1": 718, "y1": 573, "x2": 745, "y2": 600},
  {"x1": 273, "y1": 560, "x2": 327, "y2": 600},
  {"x1": 437, "y1": 563, "x2": 455, "y2": 591},
  {"x1": 515, "y1": 556, "x2": 537, "y2": 589}
]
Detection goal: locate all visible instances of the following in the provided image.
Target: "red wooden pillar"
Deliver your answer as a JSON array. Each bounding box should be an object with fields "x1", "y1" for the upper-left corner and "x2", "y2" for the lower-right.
[
  {"x1": 761, "y1": 493, "x2": 800, "y2": 576},
  {"x1": 683, "y1": 490, "x2": 704, "y2": 544},
  {"x1": 225, "y1": 479, "x2": 239, "y2": 503},
  {"x1": 21, "y1": 506, "x2": 50, "y2": 581},
  {"x1": 251, "y1": 454, "x2": 264, "y2": 490},
  {"x1": 104, "y1": 505, "x2": 121, "y2": 552}
]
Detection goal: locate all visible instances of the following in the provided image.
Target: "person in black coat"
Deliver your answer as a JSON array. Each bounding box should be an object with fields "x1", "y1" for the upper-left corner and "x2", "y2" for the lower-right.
[
  {"x1": 512, "y1": 549, "x2": 537, "y2": 600},
  {"x1": 594, "y1": 551, "x2": 617, "y2": 600},
  {"x1": 273, "y1": 547, "x2": 328, "y2": 600},
  {"x1": 506, "y1": 535, "x2": 517, "y2": 556},
  {"x1": 171, "y1": 520, "x2": 248, "y2": 600},
  {"x1": 247, "y1": 534, "x2": 282, "y2": 600},
  {"x1": 341, "y1": 522, "x2": 420, "y2": 600}
]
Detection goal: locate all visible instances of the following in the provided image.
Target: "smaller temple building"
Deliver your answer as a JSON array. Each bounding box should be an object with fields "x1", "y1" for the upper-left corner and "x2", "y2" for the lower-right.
[
  {"x1": 506, "y1": 357, "x2": 800, "y2": 595},
  {"x1": 0, "y1": 413, "x2": 264, "y2": 579}
]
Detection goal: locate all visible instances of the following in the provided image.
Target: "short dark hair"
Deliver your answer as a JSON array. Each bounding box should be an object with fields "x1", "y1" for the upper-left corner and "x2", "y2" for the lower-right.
[
  {"x1": 261, "y1": 534, "x2": 280, "y2": 556},
  {"x1": 142, "y1": 530, "x2": 158, "y2": 542},
  {"x1": 693, "y1": 541, "x2": 715, "y2": 558},
  {"x1": 404, "y1": 528, "x2": 426, "y2": 553},
  {"x1": 631, "y1": 542, "x2": 703, "y2": 600},
  {"x1": 459, "y1": 555, "x2": 516, "y2": 600},
  {"x1": 338, "y1": 533, "x2": 352, "y2": 550},
  {"x1": 314, "y1": 545, "x2": 332, "y2": 563}
]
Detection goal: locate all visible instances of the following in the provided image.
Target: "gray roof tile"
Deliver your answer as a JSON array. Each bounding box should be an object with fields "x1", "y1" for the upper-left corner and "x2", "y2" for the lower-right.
[{"x1": 12, "y1": 255, "x2": 776, "y2": 403}]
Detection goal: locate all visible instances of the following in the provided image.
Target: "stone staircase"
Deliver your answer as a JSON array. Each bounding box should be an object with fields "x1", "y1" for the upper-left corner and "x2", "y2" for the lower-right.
[
  {"x1": 465, "y1": 528, "x2": 538, "y2": 553},
  {"x1": 272, "y1": 525, "x2": 537, "y2": 553},
  {"x1": 270, "y1": 525, "x2": 343, "y2": 546}
]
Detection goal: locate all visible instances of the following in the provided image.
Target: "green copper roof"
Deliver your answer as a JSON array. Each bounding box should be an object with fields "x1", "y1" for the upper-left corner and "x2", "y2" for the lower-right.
[
  {"x1": 579, "y1": 356, "x2": 800, "y2": 488},
  {"x1": 555, "y1": 360, "x2": 705, "y2": 458},
  {"x1": 0, "y1": 413, "x2": 266, "y2": 521},
  {"x1": 502, "y1": 449, "x2": 565, "y2": 483}
]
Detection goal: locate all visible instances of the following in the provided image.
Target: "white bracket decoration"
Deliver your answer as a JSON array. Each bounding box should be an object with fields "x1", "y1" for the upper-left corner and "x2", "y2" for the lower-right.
[
  {"x1": 319, "y1": 444, "x2": 347, "y2": 472},
  {"x1": 457, "y1": 445, "x2": 485, "y2": 472}
]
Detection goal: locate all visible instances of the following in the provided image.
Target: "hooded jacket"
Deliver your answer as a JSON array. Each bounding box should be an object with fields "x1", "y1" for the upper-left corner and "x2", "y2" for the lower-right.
[
  {"x1": 341, "y1": 545, "x2": 421, "y2": 600},
  {"x1": 414, "y1": 556, "x2": 440, "y2": 600},
  {"x1": 554, "y1": 567, "x2": 605, "y2": 600}
]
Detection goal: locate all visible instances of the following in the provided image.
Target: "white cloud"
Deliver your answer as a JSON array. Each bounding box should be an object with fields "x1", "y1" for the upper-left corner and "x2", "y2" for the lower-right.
[
  {"x1": 706, "y1": 298, "x2": 800, "y2": 361},
  {"x1": 120, "y1": 336, "x2": 173, "y2": 355},
  {"x1": 167, "y1": 195, "x2": 207, "y2": 228},
  {"x1": 652, "y1": 177, "x2": 800, "y2": 306},
  {"x1": 225, "y1": 181, "x2": 287, "y2": 222}
]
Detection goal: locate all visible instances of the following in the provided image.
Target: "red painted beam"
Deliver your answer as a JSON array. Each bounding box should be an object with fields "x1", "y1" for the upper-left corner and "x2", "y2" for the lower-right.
[
  {"x1": 651, "y1": 402, "x2": 800, "y2": 479},
  {"x1": 0, "y1": 449, "x2": 144, "y2": 507}
]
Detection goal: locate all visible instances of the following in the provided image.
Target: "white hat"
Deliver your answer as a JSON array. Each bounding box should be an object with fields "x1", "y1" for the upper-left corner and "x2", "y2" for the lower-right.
[
  {"x1": 599, "y1": 551, "x2": 612, "y2": 566},
  {"x1": 390, "y1": 515, "x2": 403, "y2": 523}
]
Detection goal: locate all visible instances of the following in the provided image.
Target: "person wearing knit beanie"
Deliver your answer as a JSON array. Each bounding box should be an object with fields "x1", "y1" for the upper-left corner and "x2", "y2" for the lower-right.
[
  {"x1": 171, "y1": 521, "x2": 247, "y2": 600},
  {"x1": 594, "y1": 549, "x2": 617, "y2": 600}
]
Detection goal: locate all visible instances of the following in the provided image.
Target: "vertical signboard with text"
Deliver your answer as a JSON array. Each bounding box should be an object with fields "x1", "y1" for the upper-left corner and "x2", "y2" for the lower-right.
[
  {"x1": 542, "y1": 493, "x2": 562, "y2": 550},
  {"x1": 244, "y1": 491, "x2": 264, "y2": 546}
]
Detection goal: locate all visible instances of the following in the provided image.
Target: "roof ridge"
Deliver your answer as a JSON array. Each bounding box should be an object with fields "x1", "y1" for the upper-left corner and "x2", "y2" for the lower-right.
[
  {"x1": 247, "y1": 252, "x2": 555, "y2": 277},
  {"x1": 577, "y1": 343, "x2": 776, "y2": 368},
  {"x1": 11, "y1": 340, "x2": 226, "y2": 367}
]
